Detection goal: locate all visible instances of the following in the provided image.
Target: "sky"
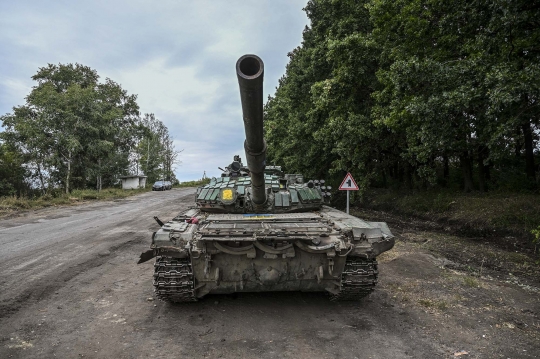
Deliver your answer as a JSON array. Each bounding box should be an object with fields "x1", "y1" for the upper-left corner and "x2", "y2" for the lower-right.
[{"x1": 0, "y1": 0, "x2": 310, "y2": 182}]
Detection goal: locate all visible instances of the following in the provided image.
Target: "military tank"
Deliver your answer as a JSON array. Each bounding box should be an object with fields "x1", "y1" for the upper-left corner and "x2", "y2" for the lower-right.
[{"x1": 138, "y1": 54, "x2": 395, "y2": 302}]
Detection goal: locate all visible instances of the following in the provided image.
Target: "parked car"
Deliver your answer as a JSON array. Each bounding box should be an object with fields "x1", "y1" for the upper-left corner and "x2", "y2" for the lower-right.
[{"x1": 152, "y1": 181, "x2": 172, "y2": 191}]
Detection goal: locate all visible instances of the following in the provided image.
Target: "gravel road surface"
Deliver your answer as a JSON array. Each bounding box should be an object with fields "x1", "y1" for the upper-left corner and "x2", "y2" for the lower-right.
[{"x1": 0, "y1": 189, "x2": 538, "y2": 358}]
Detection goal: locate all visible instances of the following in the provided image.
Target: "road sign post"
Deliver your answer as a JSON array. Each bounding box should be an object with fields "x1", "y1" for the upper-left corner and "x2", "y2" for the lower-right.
[{"x1": 339, "y1": 172, "x2": 359, "y2": 214}]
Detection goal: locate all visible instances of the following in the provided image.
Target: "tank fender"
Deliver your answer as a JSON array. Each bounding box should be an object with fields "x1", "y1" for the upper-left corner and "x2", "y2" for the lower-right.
[
  {"x1": 137, "y1": 246, "x2": 188, "y2": 264},
  {"x1": 155, "y1": 246, "x2": 189, "y2": 257},
  {"x1": 364, "y1": 221, "x2": 394, "y2": 239},
  {"x1": 371, "y1": 237, "x2": 395, "y2": 256},
  {"x1": 350, "y1": 237, "x2": 395, "y2": 258},
  {"x1": 137, "y1": 249, "x2": 155, "y2": 264},
  {"x1": 352, "y1": 227, "x2": 383, "y2": 242},
  {"x1": 350, "y1": 226, "x2": 395, "y2": 257}
]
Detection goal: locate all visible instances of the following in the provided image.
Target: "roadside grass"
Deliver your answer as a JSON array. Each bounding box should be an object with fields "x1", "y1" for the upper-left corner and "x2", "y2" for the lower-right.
[
  {"x1": 362, "y1": 189, "x2": 540, "y2": 241},
  {"x1": 176, "y1": 178, "x2": 211, "y2": 188},
  {"x1": 397, "y1": 230, "x2": 539, "y2": 277},
  {"x1": 0, "y1": 187, "x2": 150, "y2": 217},
  {"x1": 357, "y1": 207, "x2": 539, "y2": 275},
  {"x1": 376, "y1": 225, "x2": 539, "y2": 317},
  {"x1": 381, "y1": 242, "x2": 501, "y2": 315},
  {"x1": 418, "y1": 298, "x2": 448, "y2": 310},
  {"x1": 462, "y1": 276, "x2": 480, "y2": 288}
]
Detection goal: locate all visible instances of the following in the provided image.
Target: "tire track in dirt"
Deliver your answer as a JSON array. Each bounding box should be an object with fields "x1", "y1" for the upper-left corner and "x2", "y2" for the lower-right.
[{"x1": 0, "y1": 188, "x2": 195, "y2": 322}]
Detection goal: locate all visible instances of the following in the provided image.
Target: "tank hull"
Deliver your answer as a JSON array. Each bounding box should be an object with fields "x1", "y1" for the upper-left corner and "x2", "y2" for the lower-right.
[
  {"x1": 150, "y1": 207, "x2": 393, "y2": 301},
  {"x1": 192, "y1": 249, "x2": 347, "y2": 297}
]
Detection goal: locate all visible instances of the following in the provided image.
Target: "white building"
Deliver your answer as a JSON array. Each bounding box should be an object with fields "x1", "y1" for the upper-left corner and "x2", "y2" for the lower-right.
[{"x1": 119, "y1": 175, "x2": 147, "y2": 190}]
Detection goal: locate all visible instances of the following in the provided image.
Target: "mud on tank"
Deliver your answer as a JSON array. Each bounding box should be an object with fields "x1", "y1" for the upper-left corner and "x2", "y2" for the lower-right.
[{"x1": 138, "y1": 54, "x2": 395, "y2": 302}]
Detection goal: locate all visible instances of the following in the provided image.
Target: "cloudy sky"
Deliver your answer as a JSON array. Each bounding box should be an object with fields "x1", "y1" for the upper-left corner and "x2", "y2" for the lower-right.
[{"x1": 0, "y1": 0, "x2": 310, "y2": 181}]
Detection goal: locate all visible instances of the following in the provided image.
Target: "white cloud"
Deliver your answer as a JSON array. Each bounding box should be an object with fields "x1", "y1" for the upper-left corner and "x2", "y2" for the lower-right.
[
  {"x1": 0, "y1": 76, "x2": 33, "y2": 110},
  {"x1": 174, "y1": 139, "x2": 244, "y2": 180},
  {"x1": 116, "y1": 57, "x2": 221, "y2": 117},
  {"x1": 0, "y1": 0, "x2": 310, "y2": 182}
]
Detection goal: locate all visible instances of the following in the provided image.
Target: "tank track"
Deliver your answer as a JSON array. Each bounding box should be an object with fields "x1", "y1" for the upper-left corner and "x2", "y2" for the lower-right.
[
  {"x1": 330, "y1": 258, "x2": 378, "y2": 301},
  {"x1": 153, "y1": 256, "x2": 197, "y2": 302}
]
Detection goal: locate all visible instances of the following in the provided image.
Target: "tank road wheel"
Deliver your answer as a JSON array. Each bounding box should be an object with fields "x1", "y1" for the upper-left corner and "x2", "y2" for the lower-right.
[
  {"x1": 153, "y1": 256, "x2": 197, "y2": 302},
  {"x1": 330, "y1": 258, "x2": 378, "y2": 301}
]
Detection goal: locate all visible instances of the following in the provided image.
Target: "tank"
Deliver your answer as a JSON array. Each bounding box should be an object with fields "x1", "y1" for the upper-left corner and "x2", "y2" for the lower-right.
[{"x1": 138, "y1": 54, "x2": 395, "y2": 302}]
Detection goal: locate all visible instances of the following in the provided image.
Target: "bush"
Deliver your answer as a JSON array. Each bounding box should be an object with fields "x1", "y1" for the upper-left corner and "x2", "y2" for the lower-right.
[
  {"x1": 532, "y1": 226, "x2": 540, "y2": 246},
  {"x1": 362, "y1": 188, "x2": 540, "y2": 242}
]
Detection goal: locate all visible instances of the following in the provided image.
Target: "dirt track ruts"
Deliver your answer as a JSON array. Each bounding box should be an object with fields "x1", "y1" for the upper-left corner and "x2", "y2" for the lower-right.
[{"x1": 0, "y1": 189, "x2": 538, "y2": 359}]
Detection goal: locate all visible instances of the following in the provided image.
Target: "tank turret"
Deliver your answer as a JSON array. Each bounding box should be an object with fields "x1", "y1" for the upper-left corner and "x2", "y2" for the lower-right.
[{"x1": 193, "y1": 54, "x2": 328, "y2": 213}]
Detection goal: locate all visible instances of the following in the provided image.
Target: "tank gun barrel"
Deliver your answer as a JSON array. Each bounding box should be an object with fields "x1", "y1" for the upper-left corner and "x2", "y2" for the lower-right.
[{"x1": 236, "y1": 54, "x2": 266, "y2": 205}]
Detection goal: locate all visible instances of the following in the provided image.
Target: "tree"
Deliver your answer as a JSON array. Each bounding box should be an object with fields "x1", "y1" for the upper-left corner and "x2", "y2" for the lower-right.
[
  {"x1": 132, "y1": 113, "x2": 182, "y2": 184},
  {"x1": 265, "y1": 0, "x2": 383, "y2": 190},
  {"x1": 1, "y1": 63, "x2": 140, "y2": 193},
  {"x1": 0, "y1": 141, "x2": 28, "y2": 197},
  {"x1": 369, "y1": 0, "x2": 540, "y2": 190},
  {"x1": 369, "y1": 0, "x2": 490, "y2": 191},
  {"x1": 84, "y1": 78, "x2": 139, "y2": 191},
  {"x1": 266, "y1": 0, "x2": 539, "y2": 193},
  {"x1": 481, "y1": 0, "x2": 540, "y2": 182}
]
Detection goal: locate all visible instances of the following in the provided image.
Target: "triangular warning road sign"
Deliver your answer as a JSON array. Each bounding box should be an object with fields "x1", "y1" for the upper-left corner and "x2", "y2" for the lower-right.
[{"x1": 339, "y1": 172, "x2": 359, "y2": 190}]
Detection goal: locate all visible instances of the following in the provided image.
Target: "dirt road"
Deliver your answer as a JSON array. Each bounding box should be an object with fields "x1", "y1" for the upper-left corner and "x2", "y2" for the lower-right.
[{"x1": 0, "y1": 189, "x2": 538, "y2": 358}]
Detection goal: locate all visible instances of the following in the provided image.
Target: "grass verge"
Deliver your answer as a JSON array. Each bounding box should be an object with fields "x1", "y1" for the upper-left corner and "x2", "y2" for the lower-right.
[
  {"x1": 176, "y1": 178, "x2": 211, "y2": 188},
  {"x1": 361, "y1": 188, "x2": 540, "y2": 241},
  {"x1": 0, "y1": 187, "x2": 151, "y2": 218}
]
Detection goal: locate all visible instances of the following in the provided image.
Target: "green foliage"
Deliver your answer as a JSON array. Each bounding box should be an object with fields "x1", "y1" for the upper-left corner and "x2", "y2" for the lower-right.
[
  {"x1": 530, "y1": 226, "x2": 540, "y2": 262},
  {"x1": 0, "y1": 142, "x2": 28, "y2": 196},
  {"x1": 365, "y1": 188, "x2": 540, "y2": 240},
  {"x1": 418, "y1": 298, "x2": 448, "y2": 310},
  {"x1": 266, "y1": 0, "x2": 539, "y2": 194},
  {"x1": 369, "y1": 0, "x2": 540, "y2": 191},
  {"x1": 0, "y1": 63, "x2": 181, "y2": 194},
  {"x1": 532, "y1": 226, "x2": 540, "y2": 246},
  {"x1": 133, "y1": 113, "x2": 182, "y2": 184},
  {"x1": 0, "y1": 187, "x2": 150, "y2": 217},
  {"x1": 265, "y1": 0, "x2": 384, "y2": 191},
  {"x1": 463, "y1": 276, "x2": 480, "y2": 288},
  {"x1": 1, "y1": 63, "x2": 140, "y2": 193},
  {"x1": 177, "y1": 178, "x2": 211, "y2": 188}
]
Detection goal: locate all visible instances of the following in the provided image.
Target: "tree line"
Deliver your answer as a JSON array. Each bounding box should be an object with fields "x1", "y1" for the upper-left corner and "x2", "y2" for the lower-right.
[
  {"x1": 0, "y1": 63, "x2": 180, "y2": 197},
  {"x1": 264, "y1": 0, "x2": 539, "y2": 193}
]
